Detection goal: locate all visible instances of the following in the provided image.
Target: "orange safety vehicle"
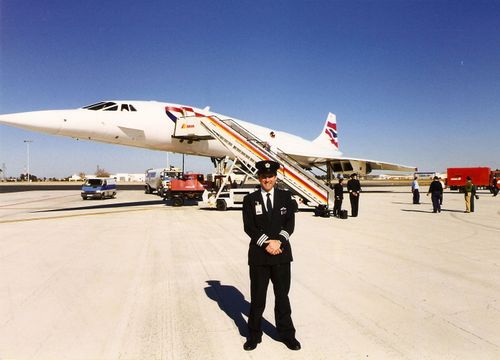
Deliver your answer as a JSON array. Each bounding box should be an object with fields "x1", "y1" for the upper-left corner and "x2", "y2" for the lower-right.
[{"x1": 162, "y1": 173, "x2": 207, "y2": 206}]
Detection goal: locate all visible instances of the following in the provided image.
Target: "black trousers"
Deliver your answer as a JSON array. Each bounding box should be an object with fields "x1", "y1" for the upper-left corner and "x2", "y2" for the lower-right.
[
  {"x1": 349, "y1": 194, "x2": 359, "y2": 217},
  {"x1": 412, "y1": 189, "x2": 420, "y2": 204},
  {"x1": 431, "y1": 192, "x2": 441, "y2": 212},
  {"x1": 333, "y1": 198, "x2": 342, "y2": 217},
  {"x1": 248, "y1": 263, "x2": 295, "y2": 340}
]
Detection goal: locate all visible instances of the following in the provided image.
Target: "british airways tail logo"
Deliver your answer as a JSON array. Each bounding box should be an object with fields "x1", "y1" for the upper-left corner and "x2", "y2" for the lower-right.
[{"x1": 324, "y1": 121, "x2": 338, "y2": 148}]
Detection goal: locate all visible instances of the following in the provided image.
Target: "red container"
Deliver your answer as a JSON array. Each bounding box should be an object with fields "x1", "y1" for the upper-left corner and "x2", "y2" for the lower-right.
[{"x1": 446, "y1": 167, "x2": 491, "y2": 190}]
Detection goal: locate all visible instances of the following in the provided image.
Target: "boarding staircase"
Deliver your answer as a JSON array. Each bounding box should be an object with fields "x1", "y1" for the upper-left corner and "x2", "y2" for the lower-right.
[{"x1": 173, "y1": 115, "x2": 335, "y2": 209}]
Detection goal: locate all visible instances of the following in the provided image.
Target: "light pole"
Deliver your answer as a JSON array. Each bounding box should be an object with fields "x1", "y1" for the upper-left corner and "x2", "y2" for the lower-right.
[{"x1": 24, "y1": 140, "x2": 33, "y2": 182}]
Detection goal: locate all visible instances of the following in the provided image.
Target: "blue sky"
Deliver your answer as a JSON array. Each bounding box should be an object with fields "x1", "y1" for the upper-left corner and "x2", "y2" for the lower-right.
[{"x1": 1, "y1": 0, "x2": 499, "y2": 178}]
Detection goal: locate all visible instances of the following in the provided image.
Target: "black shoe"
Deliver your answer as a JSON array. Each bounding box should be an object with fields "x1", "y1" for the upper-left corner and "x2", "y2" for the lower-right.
[
  {"x1": 283, "y1": 337, "x2": 301, "y2": 350},
  {"x1": 243, "y1": 338, "x2": 261, "y2": 351}
]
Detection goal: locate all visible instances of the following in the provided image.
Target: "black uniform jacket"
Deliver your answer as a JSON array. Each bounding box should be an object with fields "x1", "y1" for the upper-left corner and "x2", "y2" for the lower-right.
[
  {"x1": 428, "y1": 180, "x2": 443, "y2": 194},
  {"x1": 333, "y1": 183, "x2": 344, "y2": 200},
  {"x1": 242, "y1": 188, "x2": 296, "y2": 266},
  {"x1": 347, "y1": 179, "x2": 361, "y2": 195}
]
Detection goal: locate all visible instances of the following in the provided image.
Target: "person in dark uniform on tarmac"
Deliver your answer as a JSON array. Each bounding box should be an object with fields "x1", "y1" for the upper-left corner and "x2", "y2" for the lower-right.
[
  {"x1": 333, "y1": 177, "x2": 344, "y2": 217},
  {"x1": 427, "y1": 176, "x2": 443, "y2": 213},
  {"x1": 242, "y1": 160, "x2": 301, "y2": 352},
  {"x1": 492, "y1": 176, "x2": 499, "y2": 197},
  {"x1": 347, "y1": 173, "x2": 361, "y2": 217},
  {"x1": 470, "y1": 180, "x2": 479, "y2": 212}
]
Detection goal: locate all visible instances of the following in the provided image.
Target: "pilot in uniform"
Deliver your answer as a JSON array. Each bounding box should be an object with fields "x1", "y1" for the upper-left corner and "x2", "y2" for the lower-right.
[
  {"x1": 427, "y1": 176, "x2": 443, "y2": 213},
  {"x1": 347, "y1": 173, "x2": 361, "y2": 217},
  {"x1": 242, "y1": 160, "x2": 301, "y2": 351},
  {"x1": 333, "y1": 177, "x2": 344, "y2": 217}
]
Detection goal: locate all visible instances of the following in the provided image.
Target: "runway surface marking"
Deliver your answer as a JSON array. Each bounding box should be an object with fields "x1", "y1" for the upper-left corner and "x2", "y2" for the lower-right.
[
  {"x1": 0, "y1": 194, "x2": 76, "y2": 208},
  {"x1": 0, "y1": 207, "x2": 155, "y2": 224},
  {"x1": 0, "y1": 207, "x2": 53, "y2": 210}
]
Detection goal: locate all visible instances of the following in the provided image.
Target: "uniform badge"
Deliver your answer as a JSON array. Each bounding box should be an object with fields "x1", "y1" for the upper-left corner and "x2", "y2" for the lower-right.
[
  {"x1": 280, "y1": 207, "x2": 287, "y2": 215},
  {"x1": 255, "y1": 203, "x2": 263, "y2": 215}
]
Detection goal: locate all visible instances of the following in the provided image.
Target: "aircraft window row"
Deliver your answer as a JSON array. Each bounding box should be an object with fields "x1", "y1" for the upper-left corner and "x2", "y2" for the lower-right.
[{"x1": 83, "y1": 102, "x2": 137, "y2": 111}]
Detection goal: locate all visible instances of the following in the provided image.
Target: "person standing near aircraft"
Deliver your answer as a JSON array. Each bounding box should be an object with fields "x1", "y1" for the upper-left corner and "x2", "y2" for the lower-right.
[
  {"x1": 333, "y1": 177, "x2": 344, "y2": 217},
  {"x1": 470, "y1": 180, "x2": 479, "y2": 212},
  {"x1": 242, "y1": 160, "x2": 300, "y2": 351},
  {"x1": 492, "y1": 176, "x2": 499, "y2": 197},
  {"x1": 411, "y1": 175, "x2": 420, "y2": 204},
  {"x1": 427, "y1": 176, "x2": 443, "y2": 213},
  {"x1": 463, "y1": 176, "x2": 475, "y2": 213},
  {"x1": 264, "y1": 131, "x2": 277, "y2": 152},
  {"x1": 439, "y1": 177, "x2": 445, "y2": 205},
  {"x1": 347, "y1": 173, "x2": 361, "y2": 217}
]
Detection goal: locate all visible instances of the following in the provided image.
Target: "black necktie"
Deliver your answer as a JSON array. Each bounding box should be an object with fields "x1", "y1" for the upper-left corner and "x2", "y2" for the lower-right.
[{"x1": 266, "y1": 193, "x2": 273, "y2": 217}]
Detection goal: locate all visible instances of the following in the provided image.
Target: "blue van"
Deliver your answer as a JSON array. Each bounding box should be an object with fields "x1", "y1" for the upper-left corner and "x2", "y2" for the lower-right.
[{"x1": 81, "y1": 177, "x2": 117, "y2": 200}]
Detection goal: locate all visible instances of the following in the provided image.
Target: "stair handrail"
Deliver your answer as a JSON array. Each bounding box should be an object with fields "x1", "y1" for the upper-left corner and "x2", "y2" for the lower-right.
[
  {"x1": 217, "y1": 118, "x2": 332, "y2": 193},
  {"x1": 199, "y1": 115, "x2": 333, "y2": 207}
]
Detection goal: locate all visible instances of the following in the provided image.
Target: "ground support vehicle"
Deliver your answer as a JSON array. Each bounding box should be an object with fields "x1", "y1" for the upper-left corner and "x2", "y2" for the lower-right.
[
  {"x1": 81, "y1": 177, "x2": 117, "y2": 200},
  {"x1": 157, "y1": 169, "x2": 183, "y2": 198},
  {"x1": 202, "y1": 157, "x2": 312, "y2": 212},
  {"x1": 162, "y1": 173, "x2": 206, "y2": 206},
  {"x1": 203, "y1": 187, "x2": 255, "y2": 211},
  {"x1": 144, "y1": 167, "x2": 182, "y2": 194},
  {"x1": 447, "y1": 167, "x2": 500, "y2": 193}
]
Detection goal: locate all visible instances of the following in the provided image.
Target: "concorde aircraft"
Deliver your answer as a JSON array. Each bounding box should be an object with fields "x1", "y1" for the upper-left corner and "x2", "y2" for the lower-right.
[{"x1": 0, "y1": 100, "x2": 416, "y2": 175}]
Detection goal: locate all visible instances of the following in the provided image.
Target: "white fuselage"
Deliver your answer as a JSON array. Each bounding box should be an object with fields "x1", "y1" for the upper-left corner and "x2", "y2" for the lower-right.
[
  {"x1": 0, "y1": 100, "x2": 417, "y2": 174},
  {"x1": 0, "y1": 100, "x2": 341, "y2": 165}
]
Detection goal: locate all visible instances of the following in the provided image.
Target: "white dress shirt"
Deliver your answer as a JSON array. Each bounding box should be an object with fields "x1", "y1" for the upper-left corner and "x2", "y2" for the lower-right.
[{"x1": 260, "y1": 187, "x2": 275, "y2": 212}]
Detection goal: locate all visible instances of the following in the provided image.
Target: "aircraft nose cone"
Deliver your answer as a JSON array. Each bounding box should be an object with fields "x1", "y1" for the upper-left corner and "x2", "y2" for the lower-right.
[
  {"x1": 0, "y1": 113, "x2": 20, "y2": 125},
  {"x1": 0, "y1": 112, "x2": 35, "y2": 128},
  {"x1": 0, "y1": 110, "x2": 65, "y2": 135}
]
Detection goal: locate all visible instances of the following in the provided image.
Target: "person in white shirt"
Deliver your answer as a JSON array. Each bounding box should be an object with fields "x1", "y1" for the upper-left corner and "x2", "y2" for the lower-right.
[
  {"x1": 411, "y1": 175, "x2": 420, "y2": 204},
  {"x1": 439, "y1": 177, "x2": 445, "y2": 205}
]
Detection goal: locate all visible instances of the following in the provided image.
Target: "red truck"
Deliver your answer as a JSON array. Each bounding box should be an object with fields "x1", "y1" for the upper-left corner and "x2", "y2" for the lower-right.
[
  {"x1": 162, "y1": 173, "x2": 207, "y2": 206},
  {"x1": 447, "y1": 167, "x2": 500, "y2": 193}
]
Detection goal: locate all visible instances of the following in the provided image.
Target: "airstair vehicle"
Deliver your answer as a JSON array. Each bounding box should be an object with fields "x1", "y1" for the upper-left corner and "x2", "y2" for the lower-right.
[{"x1": 173, "y1": 115, "x2": 335, "y2": 213}]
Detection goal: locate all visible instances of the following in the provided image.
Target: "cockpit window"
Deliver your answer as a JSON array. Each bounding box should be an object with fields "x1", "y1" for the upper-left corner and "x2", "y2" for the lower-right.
[
  {"x1": 103, "y1": 104, "x2": 118, "y2": 111},
  {"x1": 83, "y1": 102, "x2": 137, "y2": 111},
  {"x1": 83, "y1": 102, "x2": 107, "y2": 110},
  {"x1": 83, "y1": 101, "x2": 116, "y2": 110}
]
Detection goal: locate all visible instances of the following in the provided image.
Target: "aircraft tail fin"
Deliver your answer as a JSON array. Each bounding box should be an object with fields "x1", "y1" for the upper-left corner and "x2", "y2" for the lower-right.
[{"x1": 313, "y1": 112, "x2": 339, "y2": 150}]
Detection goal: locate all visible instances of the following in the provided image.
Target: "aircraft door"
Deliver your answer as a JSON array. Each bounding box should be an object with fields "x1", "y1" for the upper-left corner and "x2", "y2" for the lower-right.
[{"x1": 349, "y1": 161, "x2": 367, "y2": 175}]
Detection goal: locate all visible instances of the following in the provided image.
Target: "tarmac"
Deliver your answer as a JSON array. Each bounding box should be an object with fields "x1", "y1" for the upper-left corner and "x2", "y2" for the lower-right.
[{"x1": 0, "y1": 187, "x2": 499, "y2": 359}]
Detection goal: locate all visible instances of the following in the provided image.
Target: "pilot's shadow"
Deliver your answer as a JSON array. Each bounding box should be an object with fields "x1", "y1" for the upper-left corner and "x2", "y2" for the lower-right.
[{"x1": 204, "y1": 280, "x2": 278, "y2": 340}]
